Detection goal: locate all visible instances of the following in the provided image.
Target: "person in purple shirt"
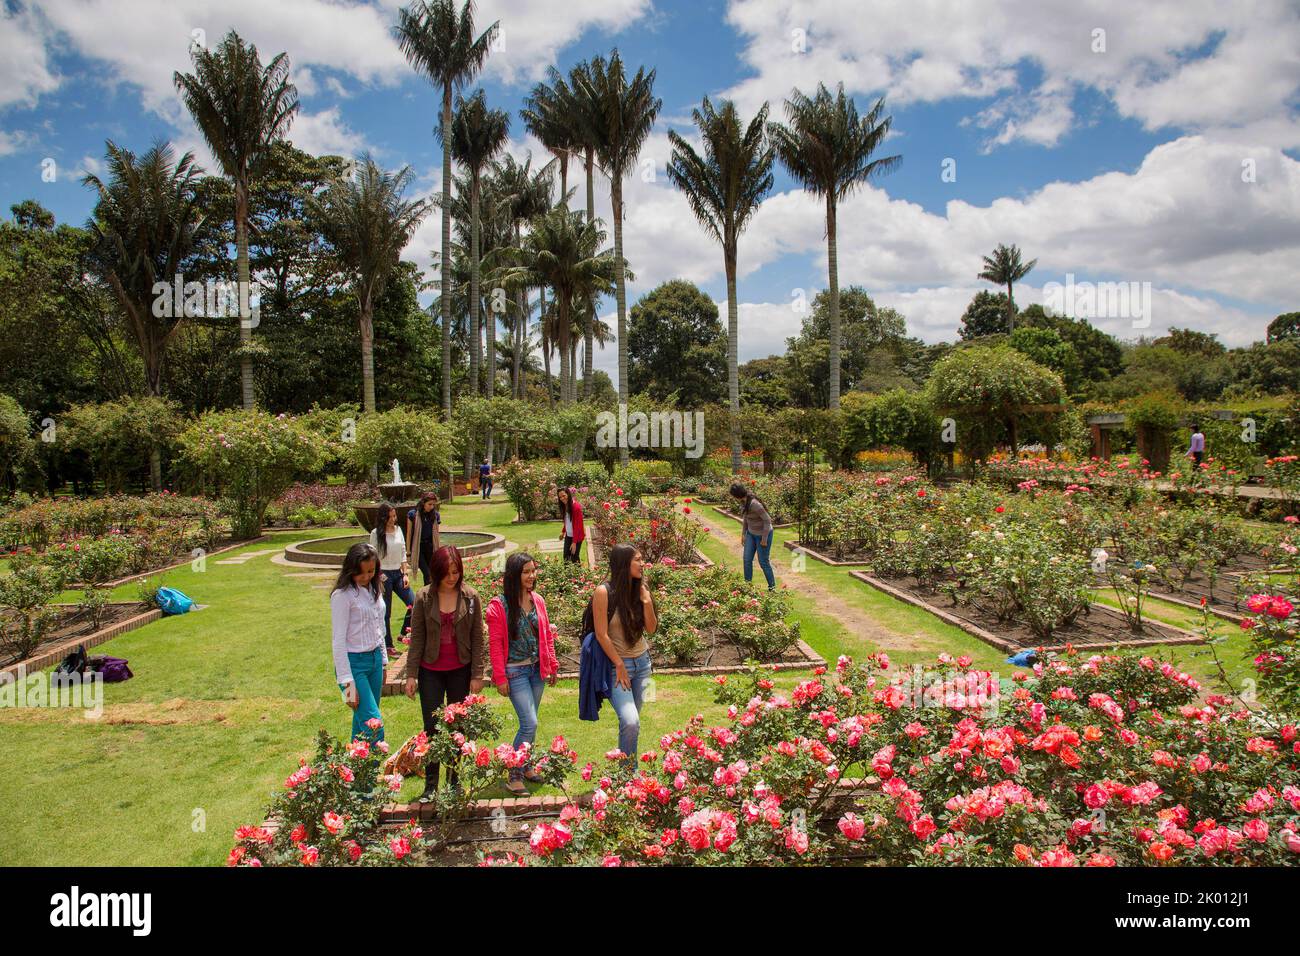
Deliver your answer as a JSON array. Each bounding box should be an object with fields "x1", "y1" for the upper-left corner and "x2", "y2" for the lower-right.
[{"x1": 1186, "y1": 424, "x2": 1205, "y2": 468}]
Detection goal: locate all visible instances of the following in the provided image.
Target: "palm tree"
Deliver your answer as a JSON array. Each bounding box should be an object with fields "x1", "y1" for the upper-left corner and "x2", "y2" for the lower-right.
[
  {"x1": 978, "y1": 243, "x2": 1037, "y2": 333},
  {"x1": 521, "y1": 76, "x2": 577, "y2": 204},
  {"x1": 768, "y1": 83, "x2": 899, "y2": 409},
  {"x1": 82, "y1": 140, "x2": 207, "y2": 489},
  {"x1": 574, "y1": 51, "x2": 661, "y2": 458},
  {"x1": 503, "y1": 208, "x2": 618, "y2": 408},
  {"x1": 174, "y1": 29, "x2": 298, "y2": 410},
  {"x1": 395, "y1": 0, "x2": 497, "y2": 416},
  {"x1": 488, "y1": 153, "x2": 557, "y2": 399},
  {"x1": 450, "y1": 89, "x2": 509, "y2": 397},
  {"x1": 310, "y1": 156, "x2": 431, "y2": 414},
  {"x1": 668, "y1": 97, "x2": 774, "y2": 472}
]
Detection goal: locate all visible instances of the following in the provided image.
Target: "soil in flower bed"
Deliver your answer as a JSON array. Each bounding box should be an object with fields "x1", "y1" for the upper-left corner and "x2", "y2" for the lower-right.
[
  {"x1": 1114, "y1": 553, "x2": 1286, "y2": 617},
  {"x1": 2, "y1": 601, "x2": 153, "y2": 667},
  {"x1": 862, "y1": 573, "x2": 1199, "y2": 652}
]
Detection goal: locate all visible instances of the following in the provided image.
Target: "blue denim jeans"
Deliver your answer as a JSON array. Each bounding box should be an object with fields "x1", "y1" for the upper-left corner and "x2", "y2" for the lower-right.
[
  {"x1": 381, "y1": 569, "x2": 415, "y2": 646},
  {"x1": 743, "y1": 531, "x2": 776, "y2": 589},
  {"x1": 344, "y1": 647, "x2": 385, "y2": 744},
  {"x1": 506, "y1": 660, "x2": 545, "y2": 751},
  {"x1": 608, "y1": 651, "x2": 653, "y2": 761}
]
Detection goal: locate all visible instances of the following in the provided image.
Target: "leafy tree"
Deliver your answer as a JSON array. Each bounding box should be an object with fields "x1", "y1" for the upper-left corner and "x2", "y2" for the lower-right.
[
  {"x1": 977, "y1": 243, "x2": 1036, "y2": 333},
  {"x1": 839, "y1": 389, "x2": 943, "y2": 471},
  {"x1": 1008, "y1": 326, "x2": 1080, "y2": 394},
  {"x1": 1266, "y1": 311, "x2": 1300, "y2": 343},
  {"x1": 61, "y1": 397, "x2": 184, "y2": 493},
  {"x1": 768, "y1": 84, "x2": 900, "y2": 409},
  {"x1": 82, "y1": 141, "x2": 209, "y2": 489},
  {"x1": 927, "y1": 343, "x2": 1066, "y2": 463},
  {"x1": 1228, "y1": 339, "x2": 1300, "y2": 395},
  {"x1": 343, "y1": 406, "x2": 457, "y2": 484},
  {"x1": 174, "y1": 29, "x2": 299, "y2": 409},
  {"x1": 739, "y1": 356, "x2": 794, "y2": 410},
  {"x1": 1155, "y1": 327, "x2": 1225, "y2": 357},
  {"x1": 786, "y1": 286, "x2": 908, "y2": 404},
  {"x1": 178, "y1": 409, "x2": 325, "y2": 536},
  {"x1": 310, "y1": 156, "x2": 431, "y2": 414},
  {"x1": 959, "y1": 290, "x2": 1013, "y2": 339},
  {"x1": 396, "y1": 0, "x2": 498, "y2": 416},
  {"x1": 0, "y1": 394, "x2": 39, "y2": 492},
  {"x1": 1018, "y1": 304, "x2": 1123, "y2": 390},
  {"x1": 627, "y1": 280, "x2": 727, "y2": 408}
]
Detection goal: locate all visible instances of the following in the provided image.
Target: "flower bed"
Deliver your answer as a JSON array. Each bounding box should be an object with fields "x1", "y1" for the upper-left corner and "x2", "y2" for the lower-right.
[
  {"x1": 0, "y1": 493, "x2": 226, "y2": 556},
  {"x1": 455, "y1": 552, "x2": 807, "y2": 670},
  {"x1": 514, "y1": 650, "x2": 1300, "y2": 867},
  {"x1": 265, "y1": 482, "x2": 377, "y2": 528}
]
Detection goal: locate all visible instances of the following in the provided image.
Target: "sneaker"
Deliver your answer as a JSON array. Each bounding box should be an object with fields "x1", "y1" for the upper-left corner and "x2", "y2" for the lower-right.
[
  {"x1": 417, "y1": 787, "x2": 437, "y2": 805},
  {"x1": 505, "y1": 771, "x2": 527, "y2": 796},
  {"x1": 522, "y1": 764, "x2": 544, "y2": 783}
]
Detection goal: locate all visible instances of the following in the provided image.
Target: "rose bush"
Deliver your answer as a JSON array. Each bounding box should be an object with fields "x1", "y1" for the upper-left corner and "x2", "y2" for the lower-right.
[{"x1": 521, "y1": 649, "x2": 1299, "y2": 867}]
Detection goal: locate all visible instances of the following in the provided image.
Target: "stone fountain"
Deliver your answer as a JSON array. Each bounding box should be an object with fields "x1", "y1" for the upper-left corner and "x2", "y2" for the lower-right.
[{"x1": 353, "y1": 459, "x2": 426, "y2": 532}]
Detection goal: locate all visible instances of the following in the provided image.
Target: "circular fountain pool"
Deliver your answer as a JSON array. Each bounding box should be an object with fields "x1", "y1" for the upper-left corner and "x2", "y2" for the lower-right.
[{"x1": 283, "y1": 530, "x2": 504, "y2": 567}]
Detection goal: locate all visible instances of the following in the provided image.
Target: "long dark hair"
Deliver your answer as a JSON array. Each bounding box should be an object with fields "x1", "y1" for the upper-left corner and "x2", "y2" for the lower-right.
[
  {"x1": 605, "y1": 543, "x2": 645, "y2": 638},
  {"x1": 374, "y1": 503, "x2": 396, "y2": 558},
  {"x1": 416, "y1": 491, "x2": 440, "y2": 524},
  {"x1": 502, "y1": 551, "x2": 537, "y2": 643},
  {"x1": 557, "y1": 486, "x2": 574, "y2": 521},
  {"x1": 730, "y1": 482, "x2": 761, "y2": 515},
  {"x1": 332, "y1": 542, "x2": 380, "y2": 599}
]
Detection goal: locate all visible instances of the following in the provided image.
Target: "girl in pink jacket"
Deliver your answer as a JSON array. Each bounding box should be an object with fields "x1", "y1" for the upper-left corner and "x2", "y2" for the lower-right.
[{"x1": 486, "y1": 552, "x2": 559, "y2": 794}]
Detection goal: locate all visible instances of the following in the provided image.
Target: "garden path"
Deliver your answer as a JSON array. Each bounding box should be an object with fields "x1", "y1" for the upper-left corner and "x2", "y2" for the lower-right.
[{"x1": 684, "y1": 505, "x2": 950, "y2": 655}]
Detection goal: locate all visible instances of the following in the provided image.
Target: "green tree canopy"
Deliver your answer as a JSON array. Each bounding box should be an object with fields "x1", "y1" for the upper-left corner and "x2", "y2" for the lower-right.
[{"x1": 627, "y1": 280, "x2": 727, "y2": 407}]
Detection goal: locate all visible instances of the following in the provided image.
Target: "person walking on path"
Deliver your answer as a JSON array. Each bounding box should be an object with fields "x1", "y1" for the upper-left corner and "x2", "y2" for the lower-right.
[
  {"x1": 406, "y1": 492, "x2": 441, "y2": 587},
  {"x1": 589, "y1": 544, "x2": 658, "y2": 766},
  {"x1": 487, "y1": 552, "x2": 558, "y2": 795},
  {"x1": 557, "y1": 487, "x2": 586, "y2": 564},
  {"x1": 479, "y1": 458, "x2": 493, "y2": 499},
  {"x1": 730, "y1": 482, "x2": 776, "y2": 591},
  {"x1": 1186, "y1": 424, "x2": 1206, "y2": 469},
  {"x1": 369, "y1": 503, "x2": 414, "y2": 652},
  {"x1": 330, "y1": 542, "x2": 388, "y2": 744},
  {"x1": 403, "y1": 545, "x2": 486, "y2": 803}
]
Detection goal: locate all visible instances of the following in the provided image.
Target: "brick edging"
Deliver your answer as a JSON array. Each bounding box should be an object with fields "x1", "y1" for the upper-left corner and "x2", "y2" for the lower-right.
[
  {"x1": 90, "y1": 535, "x2": 273, "y2": 590},
  {"x1": 782, "y1": 539, "x2": 871, "y2": 566},
  {"x1": 710, "y1": 505, "x2": 794, "y2": 529},
  {"x1": 848, "y1": 570, "x2": 1205, "y2": 655},
  {"x1": 1, "y1": 605, "x2": 163, "y2": 679}
]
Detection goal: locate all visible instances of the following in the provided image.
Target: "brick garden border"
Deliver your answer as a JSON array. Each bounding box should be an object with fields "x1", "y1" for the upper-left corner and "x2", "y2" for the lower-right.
[
  {"x1": 782, "y1": 539, "x2": 871, "y2": 567},
  {"x1": 848, "y1": 570, "x2": 1205, "y2": 655},
  {"x1": 1, "y1": 603, "x2": 162, "y2": 680},
  {"x1": 710, "y1": 505, "x2": 794, "y2": 529}
]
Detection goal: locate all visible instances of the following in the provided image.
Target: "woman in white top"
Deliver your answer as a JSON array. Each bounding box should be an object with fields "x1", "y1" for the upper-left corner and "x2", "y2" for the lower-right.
[
  {"x1": 330, "y1": 542, "x2": 389, "y2": 743},
  {"x1": 369, "y1": 503, "x2": 415, "y2": 652}
]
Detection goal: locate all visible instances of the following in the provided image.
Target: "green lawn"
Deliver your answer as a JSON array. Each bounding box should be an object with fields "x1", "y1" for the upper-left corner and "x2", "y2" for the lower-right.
[{"x1": 0, "y1": 493, "x2": 1259, "y2": 865}]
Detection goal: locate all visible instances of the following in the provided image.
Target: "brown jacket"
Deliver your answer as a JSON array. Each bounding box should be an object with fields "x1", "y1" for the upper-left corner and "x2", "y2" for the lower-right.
[{"x1": 403, "y1": 584, "x2": 487, "y2": 682}]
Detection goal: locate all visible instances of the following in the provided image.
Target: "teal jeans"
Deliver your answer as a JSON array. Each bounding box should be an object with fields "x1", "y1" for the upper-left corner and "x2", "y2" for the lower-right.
[{"x1": 344, "y1": 647, "x2": 386, "y2": 743}]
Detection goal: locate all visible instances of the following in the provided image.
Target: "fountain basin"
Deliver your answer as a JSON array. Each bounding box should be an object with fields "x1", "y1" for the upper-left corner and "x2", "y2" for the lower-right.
[{"x1": 283, "y1": 530, "x2": 504, "y2": 568}]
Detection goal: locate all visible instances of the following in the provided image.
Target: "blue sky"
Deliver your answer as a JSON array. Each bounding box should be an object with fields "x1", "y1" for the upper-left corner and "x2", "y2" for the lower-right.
[{"x1": 3, "y1": 0, "x2": 1298, "y2": 378}]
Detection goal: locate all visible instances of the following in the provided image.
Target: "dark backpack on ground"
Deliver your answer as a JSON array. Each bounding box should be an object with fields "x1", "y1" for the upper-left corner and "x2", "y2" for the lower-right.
[
  {"x1": 88, "y1": 655, "x2": 133, "y2": 682},
  {"x1": 55, "y1": 644, "x2": 88, "y2": 677}
]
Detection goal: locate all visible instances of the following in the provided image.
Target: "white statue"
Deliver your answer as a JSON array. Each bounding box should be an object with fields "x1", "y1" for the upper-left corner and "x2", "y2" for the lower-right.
[{"x1": 390, "y1": 458, "x2": 401, "y2": 484}]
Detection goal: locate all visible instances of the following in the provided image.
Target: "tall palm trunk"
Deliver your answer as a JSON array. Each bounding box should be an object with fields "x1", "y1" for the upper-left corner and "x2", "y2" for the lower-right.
[
  {"x1": 235, "y1": 184, "x2": 254, "y2": 409},
  {"x1": 360, "y1": 298, "x2": 377, "y2": 413},
  {"x1": 612, "y1": 174, "x2": 629, "y2": 464},
  {"x1": 826, "y1": 194, "x2": 841, "y2": 410},
  {"x1": 439, "y1": 83, "x2": 454, "y2": 416},
  {"x1": 725, "y1": 251, "x2": 741, "y2": 472},
  {"x1": 469, "y1": 174, "x2": 481, "y2": 395},
  {"x1": 583, "y1": 146, "x2": 595, "y2": 398},
  {"x1": 1006, "y1": 280, "x2": 1015, "y2": 333}
]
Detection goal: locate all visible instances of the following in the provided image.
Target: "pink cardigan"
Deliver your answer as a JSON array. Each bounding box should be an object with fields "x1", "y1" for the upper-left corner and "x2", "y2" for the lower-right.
[{"x1": 486, "y1": 592, "x2": 559, "y2": 688}]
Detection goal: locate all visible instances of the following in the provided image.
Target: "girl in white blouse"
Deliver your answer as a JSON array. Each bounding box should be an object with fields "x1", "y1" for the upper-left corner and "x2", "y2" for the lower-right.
[
  {"x1": 369, "y1": 503, "x2": 415, "y2": 652},
  {"x1": 330, "y1": 542, "x2": 389, "y2": 744}
]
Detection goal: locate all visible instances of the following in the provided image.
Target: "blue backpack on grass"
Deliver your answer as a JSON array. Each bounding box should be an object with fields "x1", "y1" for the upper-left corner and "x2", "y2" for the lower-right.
[{"x1": 156, "y1": 587, "x2": 194, "y2": 615}]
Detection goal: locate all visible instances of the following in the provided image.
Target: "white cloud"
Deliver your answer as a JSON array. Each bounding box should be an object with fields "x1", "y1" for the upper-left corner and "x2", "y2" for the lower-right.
[
  {"x1": 722, "y1": 0, "x2": 1300, "y2": 150},
  {"x1": 287, "y1": 107, "x2": 370, "y2": 159},
  {"x1": 0, "y1": 4, "x2": 60, "y2": 110}
]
